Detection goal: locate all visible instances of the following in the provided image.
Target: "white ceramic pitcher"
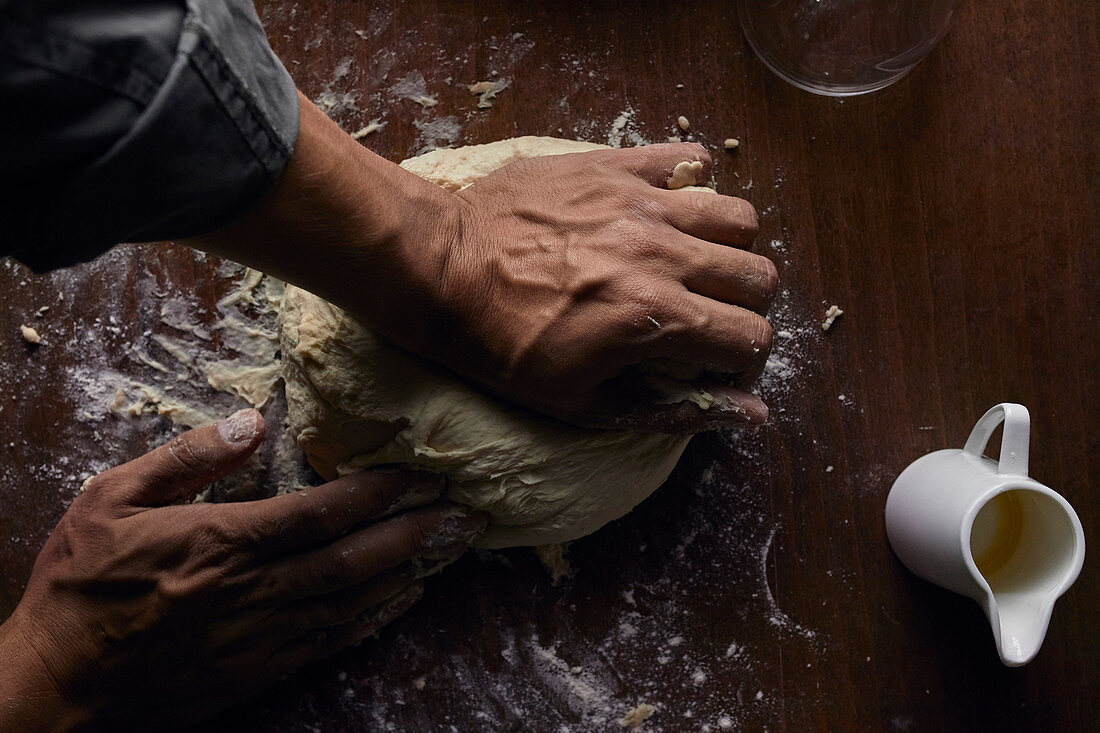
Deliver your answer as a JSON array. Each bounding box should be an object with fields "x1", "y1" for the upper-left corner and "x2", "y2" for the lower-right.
[{"x1": 885, "y1": 403, "x2": 1085, "y2": 666}]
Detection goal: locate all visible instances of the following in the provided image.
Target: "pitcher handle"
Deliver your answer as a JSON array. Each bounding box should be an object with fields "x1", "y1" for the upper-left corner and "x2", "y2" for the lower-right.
[{"x1": 962, "y1": 403, "x2": 1030, "y2": 476}]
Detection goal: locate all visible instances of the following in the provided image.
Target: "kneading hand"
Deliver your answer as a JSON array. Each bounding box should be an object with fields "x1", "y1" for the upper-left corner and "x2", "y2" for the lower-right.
[
  {"x1": 407, "y1": 144, "x2": 777, "y2": 430},
  {"x1": 0, "y1": 409, "x2": 486, "y2": 731},
  {"x1": 190, "y1": 95, "x2": 777, "y2": 433}
]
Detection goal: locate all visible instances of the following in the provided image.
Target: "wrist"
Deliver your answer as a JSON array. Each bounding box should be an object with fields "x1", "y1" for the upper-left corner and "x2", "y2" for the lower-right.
[
  {"x1": 0, "y1": 612, "x2": 97, "y2": 732},
  {"x1": 184, "y1": 92, "x2": 459, "y2": 331}
]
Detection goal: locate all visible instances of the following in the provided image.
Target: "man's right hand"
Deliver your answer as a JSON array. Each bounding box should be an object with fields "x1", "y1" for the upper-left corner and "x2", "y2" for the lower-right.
[{"x1": 0, "y1": 409, "x2": 486, "y2": 731}]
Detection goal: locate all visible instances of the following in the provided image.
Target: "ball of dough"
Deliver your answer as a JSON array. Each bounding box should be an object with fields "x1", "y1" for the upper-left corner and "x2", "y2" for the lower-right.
[{"x1": 280, "y1": 137, "x2": 694, "y2": 548}]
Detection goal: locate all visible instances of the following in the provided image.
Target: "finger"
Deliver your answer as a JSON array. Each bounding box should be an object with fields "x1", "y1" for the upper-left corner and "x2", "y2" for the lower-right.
[
  {"x1": 655, "y1": 188, "x2": 760, "y2": 248},
  {"x1": 275, "y1": 565, "x2": 417, "y2": 635},
  {"x1": 592, "y1": 143, "x2": 713, "y2": 189},
  {"x1": 89, "y1": 409, "x2": 265, "y2": 507},
  {"x1": 612, "y1": 380, "x2": 769, "y2": 433},
  {"x1": 672, "y1": 236, "x2": 779, "y2": 314},
  {"x1": 275, "y1": 545, "x2": 466, "y2": 636},
  {"x1": 224, "y1": 468, "x2": 446, "y2": 557},
  {"x1": 263, "y1": 503, "x2": 487, "y2": 601},
  {"x1": 543, "y1": 372, "x2": 769, "y2": 433},
  {"x1": 270, "y1": 581, "x2": 424, "y2": 671},
  {"x1": 645, "y1": 292, "x2": 773, "y2": 381}
]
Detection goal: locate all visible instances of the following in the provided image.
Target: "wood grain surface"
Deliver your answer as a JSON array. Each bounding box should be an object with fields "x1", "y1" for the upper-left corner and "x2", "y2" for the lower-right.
[{"x1": 1, "y1": 1, "x2": 1097, "y2": 730}]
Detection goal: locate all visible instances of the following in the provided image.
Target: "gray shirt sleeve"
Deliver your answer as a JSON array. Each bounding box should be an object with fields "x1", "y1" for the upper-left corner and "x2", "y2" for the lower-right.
[{"x1": 0, "y1": 0, "x2": 300, "y2": 271}]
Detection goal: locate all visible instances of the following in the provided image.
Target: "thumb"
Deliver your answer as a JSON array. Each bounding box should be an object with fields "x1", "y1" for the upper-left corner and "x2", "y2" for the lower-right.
[{"x1": 106, "y1": 409, "x2": 266, "y2": 507}]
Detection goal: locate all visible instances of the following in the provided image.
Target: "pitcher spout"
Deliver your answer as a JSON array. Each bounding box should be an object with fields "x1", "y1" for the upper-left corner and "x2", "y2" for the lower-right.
[
  {"x1": 981, "y1": 592, "x2": 1055, "y2": 667},
  {"x1": 967, "y1": 483, "x2": 1085, "y2": 667}
]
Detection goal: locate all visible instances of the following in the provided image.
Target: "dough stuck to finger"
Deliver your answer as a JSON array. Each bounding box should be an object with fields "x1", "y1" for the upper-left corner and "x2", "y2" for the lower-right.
[
  {"x1": 281, "y1": 137, "x2": 721, "y2": 549},
  {"x1": 666, "y1": 160, "x2": 705, "y2": 190}
]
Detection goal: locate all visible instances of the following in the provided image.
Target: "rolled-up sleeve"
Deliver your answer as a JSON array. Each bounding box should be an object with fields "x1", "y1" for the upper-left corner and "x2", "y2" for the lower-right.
[{"x1": 0, "y1": 0, "x2": 299, "y2": 271}]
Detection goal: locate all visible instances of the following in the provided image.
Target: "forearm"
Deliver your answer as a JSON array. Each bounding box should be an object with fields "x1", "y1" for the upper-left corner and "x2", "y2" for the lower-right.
[
  {"x1": 184, "y1": 91, "x2": 457, "y2": 339},
  {"x1": 0, "y1": 616, "x2": 93, "y2": 733}
]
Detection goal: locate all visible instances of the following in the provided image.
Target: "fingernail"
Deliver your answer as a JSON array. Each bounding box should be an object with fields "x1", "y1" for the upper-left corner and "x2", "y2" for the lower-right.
[
  {"x1": 377, "y1": 582, "x2": 424, "y2": 621},
  {"x1": 411, "y1": 544, "x2": 468, "y2": 578},
  {"x1": 217, "y1": 409, "x2": 262, "y2": 445},
  {"x1": 719, "y1": 397, "x2": 767, "y2": 426},
  {"x1": 423, "y1": 506, "x2": 490, "y2": 550}
]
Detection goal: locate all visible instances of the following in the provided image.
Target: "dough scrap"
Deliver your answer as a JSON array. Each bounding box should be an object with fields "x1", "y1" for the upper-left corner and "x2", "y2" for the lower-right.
[
  {"x1": 666, "y1": 160, "x2": 704, "y2": 190},
  {"x1": 621, "y1": 703, "x2": 657, "y2": 728},
  {"x1": 281, "y1": 136, "x2": 716, "y2": 549},
  {"x1": 822, "y1": 304, "x2": 844, "y2": 331},
  {"x1": 19, "y1": 325, "x2": 41, "y2": 344},
  {"x1": 467, "y1": 79, "x2": 509, "y2": 108}
]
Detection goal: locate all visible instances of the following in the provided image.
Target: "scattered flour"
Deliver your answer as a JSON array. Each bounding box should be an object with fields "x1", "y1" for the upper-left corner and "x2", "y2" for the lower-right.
[
  {"x1": 391, "y1": 71, "x2": 438, "y2": 108},
  {"x1": 606, "y1": 107, "x2": 649, "y2": 148},
  {"x1": 1, "y1": 35, "x2": 843, "y2": 728},
  {"x1": 412, "y1": 116, "x2": 462, "y2": 153}
]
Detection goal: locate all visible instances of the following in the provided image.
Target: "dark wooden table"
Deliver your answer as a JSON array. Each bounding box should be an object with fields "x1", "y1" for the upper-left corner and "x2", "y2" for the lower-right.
[{"x1": 2, "y1": 1, "x2": 1097, "y2": 730}]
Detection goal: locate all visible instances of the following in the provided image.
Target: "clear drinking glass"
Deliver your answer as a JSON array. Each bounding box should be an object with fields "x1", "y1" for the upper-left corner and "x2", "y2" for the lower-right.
[{"x1": 737, "y1": 0, "x2": 962, "y2": 96}]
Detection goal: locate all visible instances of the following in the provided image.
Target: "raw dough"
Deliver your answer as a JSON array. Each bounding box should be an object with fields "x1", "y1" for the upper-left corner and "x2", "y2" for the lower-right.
[
  {"x1": 281, "y1": 137, "x2": 710, "y2": 549},
  {"x1": 666, "y1": 160, "x2": 704, "y2": 190},
  {"x1": 620, "y1": 703, "x2": 657, "y2": 728},
  {"x1": 19, "y1": 324, "x2": 41, "y2": 344},
  {"x1": 822, "y1": 304, "x2": 843, "y2": 331}
]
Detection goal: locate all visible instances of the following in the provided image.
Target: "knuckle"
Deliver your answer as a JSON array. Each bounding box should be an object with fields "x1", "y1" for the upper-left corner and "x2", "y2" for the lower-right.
[
  {"x1": 624, "y1": 229, "x2": 665, "y2": 261},
  {"x1": 76, "y1": 468, "x2": 135, "y2": 511},
  {"x1": 624, "y1": 188, "x2": 669, "y2": 223},
  {"x1": 79, "y1": 472, "x2": 110, "y2": 498},
  {"x1": 622, "y1": 282, "x2": 672, "y2": 326},
  {"x1": 55, "y1": 496, "x2": 117, "y2": 545},
  {"x1": 193, "y1": 512, "x2": 239, "y2": 561},
  {"x1": 593, "y1": 149, "x2": 642, "y2": 176},
  {"x1": 238, "y1": 507, "x2": 289, "y2": 552},
  {"x1": 238, "y1": 568, "x2": 283, "y2": 608},
  {"x1": 172, "y1": 508, "x2": 244, "y2": 570},
  {"x1": 154, "y1": 575, "x2": 198, "y2": 605},
  {"x1": 222, "y1": 510, "x2": 267, "y2": 556},
  {"x1": 75, "y1": 473, "x2": 115, "y2": 511},
  {"x1": 313, "y1": 552, "x2": 352, "y2": 590}
]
